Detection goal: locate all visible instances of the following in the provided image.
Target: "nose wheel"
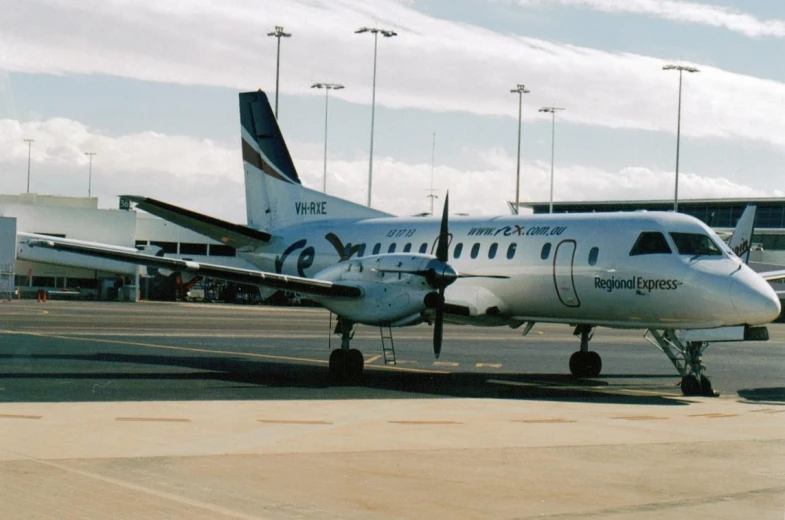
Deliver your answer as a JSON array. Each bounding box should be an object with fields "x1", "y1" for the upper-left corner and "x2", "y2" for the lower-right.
[{"x1": 680, "y1": 374, "x2": 715, "y2": 397}]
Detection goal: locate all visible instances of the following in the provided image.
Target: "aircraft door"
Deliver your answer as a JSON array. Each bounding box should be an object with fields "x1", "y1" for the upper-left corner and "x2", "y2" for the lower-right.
[{"x1": 553, "y1": 240, "x2": 580, "y2": 307}]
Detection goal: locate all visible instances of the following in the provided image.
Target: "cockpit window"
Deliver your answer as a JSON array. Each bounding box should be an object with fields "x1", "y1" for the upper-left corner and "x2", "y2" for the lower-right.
[
  {"x1": 669, "y1": 232, "x2": 723, "y2": 257},
  {"x1": 629, "y1": 232, "x2": 672, "y2": 256}
]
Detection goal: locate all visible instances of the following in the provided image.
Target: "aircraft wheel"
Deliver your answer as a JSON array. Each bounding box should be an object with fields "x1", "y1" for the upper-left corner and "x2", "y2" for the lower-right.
[
  {"x1": 586, "y1": 351, "x2": 602, "y2": 377},
  {"x1": 347, "y1": 348, "x2": 365, "y2": 382},
  {"x1": 700, "y1": 375, "x2": 717, "y2": 397},
  {"x1": 329, "y1": 349, "x2": 346, "y2": 380},
  {"x1": 570, "y1": 351, "x2": 602, "y2": 378},
  {"x1": 680, "y1": 375, "x2": 702, "y2": 396}
]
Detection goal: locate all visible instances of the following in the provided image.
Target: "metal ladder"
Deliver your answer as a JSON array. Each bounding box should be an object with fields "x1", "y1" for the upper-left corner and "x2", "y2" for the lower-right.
[{"x1": 379, "y1": 326, "x2": 396, "y2": 365}]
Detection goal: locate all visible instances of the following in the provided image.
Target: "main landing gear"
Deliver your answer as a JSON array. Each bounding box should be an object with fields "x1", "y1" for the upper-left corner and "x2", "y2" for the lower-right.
[
  {"x1": 569, "y1": 325, "x2": 602, "y2": 378},
  {"x1": 645, "y1": 330, "x2": 716, "y2": 397},
  {"x1": 328, "y1": 317, "x2": 364, "y2": 382}
]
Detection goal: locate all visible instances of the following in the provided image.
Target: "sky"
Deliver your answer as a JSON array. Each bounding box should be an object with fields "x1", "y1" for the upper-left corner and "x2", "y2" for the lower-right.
[{"x1": 1, "y1": 0, "x2": 784, "y2": 222}]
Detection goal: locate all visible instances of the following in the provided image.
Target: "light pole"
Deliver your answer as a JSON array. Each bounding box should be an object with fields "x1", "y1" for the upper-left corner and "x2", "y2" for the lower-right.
[
  {"x1": 355, "y1": 26, "x2": 397, "y2": 208},
  {"x1": 538, "y1": 107, "x2": 565, "y2": 214},
  {"x1": 267, "y1": 25, "x2": 291, "y2": 119},
  {"x1": 85, "y1": 152, "x2": 97, "y2": 197},
  {"x1": 311, "y1": 83, "x2": 344, "y2": 193},
  {"x1": 663, "y1": 64, "x2": 699, "y2": 212},
  {"x1": 427, "y1": 132, "x2": 437, "y2": 216},
  {"x1": 510, "y1": 85, "x2": 530, "y2": 215},
  {"x1": 23, "y1": 138, "x2": 34, "y2": 193}
]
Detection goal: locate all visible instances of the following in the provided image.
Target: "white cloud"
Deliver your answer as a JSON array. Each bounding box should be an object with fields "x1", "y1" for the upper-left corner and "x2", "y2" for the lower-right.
[
  {"x1": 515, "y1": 0, "x2": 785, "y2": 38},
  {"x1": 2, "y1": 0, "x2": 785, "y2": 152},
  {"x1": 2, "y1": 117, "x2": 778, "y2": 223}
]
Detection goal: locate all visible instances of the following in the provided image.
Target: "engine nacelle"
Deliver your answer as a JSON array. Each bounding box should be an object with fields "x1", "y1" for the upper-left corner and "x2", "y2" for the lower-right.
[{"x1": 311, "y1": 254, "x2": 437, "y2": 325}]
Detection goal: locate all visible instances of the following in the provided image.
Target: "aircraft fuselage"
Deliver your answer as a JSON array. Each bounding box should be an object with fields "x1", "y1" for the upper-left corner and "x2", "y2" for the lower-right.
[{"x1": 241, "y1": 211, "x2": 781, "y2": 329}]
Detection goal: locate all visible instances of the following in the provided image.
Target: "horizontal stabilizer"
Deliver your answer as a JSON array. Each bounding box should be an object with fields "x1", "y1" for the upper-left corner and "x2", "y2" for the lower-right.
[{"x1": 123, "y1": 196, "x2": 271, "y2": 249}]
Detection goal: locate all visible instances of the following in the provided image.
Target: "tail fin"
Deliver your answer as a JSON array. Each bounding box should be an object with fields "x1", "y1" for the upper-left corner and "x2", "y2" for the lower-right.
[
  {"x1": 240, "y1": 90, "x2": 390, "y2": 230},
  {"x1": 728, "y1": 204, "x2": 756, "y2": 263}
]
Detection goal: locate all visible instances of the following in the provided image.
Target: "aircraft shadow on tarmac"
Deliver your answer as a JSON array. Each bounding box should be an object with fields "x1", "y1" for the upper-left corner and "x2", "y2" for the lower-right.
[
  {"x1": 736, "y1": 387, "x2": 785, "y2": 403},
  {"x1": 0, "y1": 351, "x2": 701, "y2": 406}
]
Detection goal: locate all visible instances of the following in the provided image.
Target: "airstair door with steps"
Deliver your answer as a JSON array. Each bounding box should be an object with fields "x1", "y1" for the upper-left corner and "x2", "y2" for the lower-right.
[{"x1": 380, "y1": 326, "x2": 397, "y2": 365}]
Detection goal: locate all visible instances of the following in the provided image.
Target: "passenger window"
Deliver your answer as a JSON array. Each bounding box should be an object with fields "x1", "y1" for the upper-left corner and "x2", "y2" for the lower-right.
[
  {"x1": 588, "y1": 247, "x2": 599, "y2": 265},
  {"x1": 541, "y1": 243, "x2": 551, "y2": 260},
  {"x1": 453, "y1": 243, "x2": 463, "y2": 259},
  {"x1": 357, "y1": 243, "x2": 366, "y2": 257},
  {"x1": 629, "y1": 232, "x2": 672, "y2": 256},
  {"x1": 403, "y1": 243, "x2": 412, "y2": 253},
  {"x1": 419, "y1": 243, "x2": 428, "y2": 254},
  {"x1": 488, "y1": 243, "x2": 498, "y2": 259},
  {"x1": 669, "y1": 233, "x2": 723, "y2": 257},
  {"x1": 372, "y1": 243, "x2": 381, "y2": 255},
  {"x1": 470, "y1": 243, "x2": 480, "y2": 259},
  {"x1": 388, "y1": 243, "x2": 397, "y2": 254},
  {"x1": 507, "y1": 243, "x2": 517, "y2": 259}
]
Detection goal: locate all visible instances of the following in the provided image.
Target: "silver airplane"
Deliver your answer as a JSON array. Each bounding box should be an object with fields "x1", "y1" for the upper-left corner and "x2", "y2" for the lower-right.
[{"x1": 30, "y1": 90, "x2": 784, "y2": 396}]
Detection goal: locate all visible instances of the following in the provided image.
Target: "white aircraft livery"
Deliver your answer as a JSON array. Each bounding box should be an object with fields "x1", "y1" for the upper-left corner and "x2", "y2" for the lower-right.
[{"x1": 30, "y1": 90, "x2": 785, "y2": 396}]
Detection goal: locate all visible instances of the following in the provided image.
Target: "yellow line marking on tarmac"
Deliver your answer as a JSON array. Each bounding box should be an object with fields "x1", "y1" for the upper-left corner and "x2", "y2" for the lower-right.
[
  {"x1": 258, "y1": 419, "x2": 332, "y2": 425},
  {"x1": 476, "y1": 363, "x2": 503, "y2": 369},
  {"x1": 0, "y1": 413, "x2": 42, "y2": 420},
  {"x1": 389, "y1": 420, "x2": 463, "y2": 425},
  {"x1": 512, "y1": 418, "x2": 576, "y2": 424},
  {"x1": 1, "y1": 330, "x2": 449, "y2": 375},
  {"x1": 116, "y1": 417, "x2": 191, "y2": 423},
  {"x1": 433, "y1": 361, "x2": 459, "y2": 367},
  {"x1": 613, "y1": 415, "x2": 667, "y2": 421},
  {"x1": 688, "y1": 413, "x2": 738, "y2": 419},
  {"x1": 365, "y1": 354, "x2": 382, "y2": 364}
]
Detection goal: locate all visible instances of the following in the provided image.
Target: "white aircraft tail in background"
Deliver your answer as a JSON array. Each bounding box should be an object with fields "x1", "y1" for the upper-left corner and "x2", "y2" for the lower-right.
[{"x1": 728, "y1": 204, "x2": 756, "y2": 263}]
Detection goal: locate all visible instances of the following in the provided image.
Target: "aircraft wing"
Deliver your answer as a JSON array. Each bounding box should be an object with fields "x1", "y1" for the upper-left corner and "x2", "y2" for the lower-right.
[
  {"x1": 123, "y1": 196, "x2": 272, "y2": 250},
  {"x1": 27, "y1": 237, "x2": 361, "y2": 299}
]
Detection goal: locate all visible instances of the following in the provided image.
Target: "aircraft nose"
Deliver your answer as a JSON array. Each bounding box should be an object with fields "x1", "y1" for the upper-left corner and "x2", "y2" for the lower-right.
[{"x1": 730, "y1": 273, "x2": 782, "y2": 325}]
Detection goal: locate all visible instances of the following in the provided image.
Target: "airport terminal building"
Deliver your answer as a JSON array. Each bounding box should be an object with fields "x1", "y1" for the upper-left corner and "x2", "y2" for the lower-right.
[{"x1": 0, "y1": 193, "x2": 255, "y2": 301}]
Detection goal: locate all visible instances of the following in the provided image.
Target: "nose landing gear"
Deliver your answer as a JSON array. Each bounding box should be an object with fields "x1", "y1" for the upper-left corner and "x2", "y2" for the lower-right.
[{"x1": 645, "y1": 330, "x2": 717, "y2": 397}]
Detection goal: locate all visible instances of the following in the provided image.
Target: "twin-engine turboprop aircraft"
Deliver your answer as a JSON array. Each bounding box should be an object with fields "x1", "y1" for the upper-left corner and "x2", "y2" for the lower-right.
[{"x1": 30, "y1": 90, "x2": 784, "y2": 396}]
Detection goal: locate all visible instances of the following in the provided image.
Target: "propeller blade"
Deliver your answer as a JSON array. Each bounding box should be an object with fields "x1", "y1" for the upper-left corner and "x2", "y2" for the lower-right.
[
  {"x1": 435, "y1": 192, "x2": 449, "y2": 262},
  {"x1": 433, "y1": 286, "x2": 444, "y2": 358}
]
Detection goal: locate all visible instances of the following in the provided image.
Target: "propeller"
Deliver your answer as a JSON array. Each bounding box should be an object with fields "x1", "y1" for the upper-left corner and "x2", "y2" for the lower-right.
[
  {"x1": 432, "y1": 192, "x2": 451, "y2": 359},
  {"x1": 370, "y1": 193, "x2": 508, "y2": 358}
]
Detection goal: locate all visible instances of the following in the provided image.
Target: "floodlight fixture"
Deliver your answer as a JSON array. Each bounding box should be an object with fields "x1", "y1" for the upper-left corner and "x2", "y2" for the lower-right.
[
  {"x1": 266, "y1": 25, "x2": 292, "y2": 119},
  {"x1": 539, "y1": 107, "x2": 566, "y2": 214},
  {"x1": 356, "y1": 26, "x2": 398, "y2": 207},
  {"x1": 510, "y1": 85, "x2": 530, "y2": 214},
  {"x1": 311, "y1": 83, "x2": 345, "y2": 193},
  {"x1": 663, "y1": 63, "x2": 700, "y2": 212}
]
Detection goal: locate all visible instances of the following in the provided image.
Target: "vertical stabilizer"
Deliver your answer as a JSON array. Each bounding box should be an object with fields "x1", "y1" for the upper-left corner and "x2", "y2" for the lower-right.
[
  {"x1": 240, "y1": 90, "x2": 390, "y2": 230},
  {"x1": 728, "y1": 204, "x2": 756, "y2": 263}
]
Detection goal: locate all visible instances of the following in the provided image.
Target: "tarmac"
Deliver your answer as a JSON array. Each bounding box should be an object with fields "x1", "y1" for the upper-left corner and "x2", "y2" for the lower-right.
[{"x1": 0, "y1": 300, "x2": 783, "y2": 519}]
